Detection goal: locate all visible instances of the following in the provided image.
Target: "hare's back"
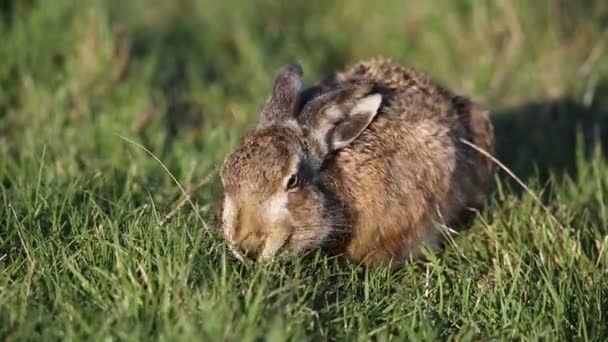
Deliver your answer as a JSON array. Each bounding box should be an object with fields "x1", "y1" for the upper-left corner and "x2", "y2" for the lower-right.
[{"x1": 329, "y1": 59, "x2": 493, "y2": 225}]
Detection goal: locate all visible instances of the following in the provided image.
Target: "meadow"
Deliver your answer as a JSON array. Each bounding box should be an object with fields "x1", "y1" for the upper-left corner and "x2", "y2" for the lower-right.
[{"x1": 1, "y1": 0, "x2": 608, "y2": 340}]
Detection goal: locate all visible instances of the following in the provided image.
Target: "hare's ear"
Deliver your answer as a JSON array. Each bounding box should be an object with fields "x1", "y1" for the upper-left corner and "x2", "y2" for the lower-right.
[
  {"x1": 329, "y1": 94, "x2": 382, "y2": 149},
  {"x1": 299, "y1": 88, "x2": 382, "y2": 162},
  {"x1": 258, "y1": 64, "x2": 302, "y2": 128}
]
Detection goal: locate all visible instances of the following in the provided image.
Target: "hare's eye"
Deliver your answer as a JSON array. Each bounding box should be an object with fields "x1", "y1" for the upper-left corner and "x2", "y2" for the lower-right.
[{"x1": 286, "y1": 174, "x2": 299, "y2": 190}]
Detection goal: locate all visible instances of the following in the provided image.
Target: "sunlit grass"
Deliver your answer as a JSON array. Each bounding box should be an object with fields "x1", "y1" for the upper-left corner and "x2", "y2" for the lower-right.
[{"x1": 1, "y1": 0, "x2": 608, "y2": 340}]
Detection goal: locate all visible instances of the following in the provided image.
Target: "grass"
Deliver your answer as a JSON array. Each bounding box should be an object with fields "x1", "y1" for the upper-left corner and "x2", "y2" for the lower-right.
[{"x1": 1, "y1": 0, "x2": 608, "y2": 340}]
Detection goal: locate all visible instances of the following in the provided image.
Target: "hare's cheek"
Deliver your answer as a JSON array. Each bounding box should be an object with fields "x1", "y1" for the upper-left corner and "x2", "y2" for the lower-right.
[
  {"x1": 287, "y1": 190, "x2": 324, "y2": 225},
  {"x1": 265, "y1": 192, "x2": 290, "y2": 226},
  {"x1": 287, "y1": 190, "x2": 307, "y2": 207},
  {"x1": 222, "y1": 196, "x2": 237, "y2": 240}
]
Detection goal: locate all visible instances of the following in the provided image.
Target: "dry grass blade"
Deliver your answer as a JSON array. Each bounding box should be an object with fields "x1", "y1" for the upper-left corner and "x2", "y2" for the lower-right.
[
  {"x1": 460, "y1": 138, "x2": 565, "y2": 230},
  {"x1": 118, "y1": 134, "x2": 211, "y2": 230},
  {"x1": 578, "y1": 27, "x2": 608, "y2": 79},
  {"x1": 160, "y1": 171, "x2": 216, "y2": 226}
]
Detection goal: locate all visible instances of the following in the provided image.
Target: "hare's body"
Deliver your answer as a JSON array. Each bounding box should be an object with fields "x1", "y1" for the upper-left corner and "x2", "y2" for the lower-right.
[
  {"x1": 307, "y1": 58, "x2": 494, "y2": 264},
  {"x1": 220, "y1": 57, "x2": 494, "y2": 266}
]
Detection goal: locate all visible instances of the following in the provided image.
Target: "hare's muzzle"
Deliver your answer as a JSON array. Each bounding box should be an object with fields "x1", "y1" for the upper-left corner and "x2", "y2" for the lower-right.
[
  {"x1": 222, "y1": 191, "x2": 295, "y2": 262},
  {"x1": 236, "y1": 232, "x2": 266, "y2": 260},
  {"x1": 227, "y1": 226, "x2": 291, "y2": 262}
]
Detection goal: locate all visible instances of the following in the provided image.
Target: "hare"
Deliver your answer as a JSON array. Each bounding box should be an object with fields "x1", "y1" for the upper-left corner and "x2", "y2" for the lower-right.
[{"x1": 219, "y1": 57, "x2": 495, "y2": 266}]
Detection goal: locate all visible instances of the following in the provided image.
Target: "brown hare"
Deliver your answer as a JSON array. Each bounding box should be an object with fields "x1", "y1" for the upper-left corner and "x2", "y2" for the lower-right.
[{"x1": 219, "y1": 57, "x2": 495, "y2": 266}]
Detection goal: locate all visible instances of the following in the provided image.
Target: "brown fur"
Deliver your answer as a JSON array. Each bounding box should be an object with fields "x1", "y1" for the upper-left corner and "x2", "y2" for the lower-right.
[{"x1": 220, "y1": 57, "x2": 495, "y2": 266}]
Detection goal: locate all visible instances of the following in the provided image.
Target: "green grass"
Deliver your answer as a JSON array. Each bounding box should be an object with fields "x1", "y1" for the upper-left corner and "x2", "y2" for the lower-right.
[{"x1": 1, "y1": 0, "x2": 608, "y2": 340}]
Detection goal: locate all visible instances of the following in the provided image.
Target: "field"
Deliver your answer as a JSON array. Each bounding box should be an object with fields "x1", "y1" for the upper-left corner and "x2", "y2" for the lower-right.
[{"x1": 1, "y1": 0, "x2": 608, "y2": 340}]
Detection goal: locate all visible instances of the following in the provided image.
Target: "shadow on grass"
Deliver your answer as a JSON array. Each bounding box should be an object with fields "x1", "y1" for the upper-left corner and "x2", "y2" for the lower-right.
[{"x1": 492, "y1": 83, "x2": 608, "y2": 184}]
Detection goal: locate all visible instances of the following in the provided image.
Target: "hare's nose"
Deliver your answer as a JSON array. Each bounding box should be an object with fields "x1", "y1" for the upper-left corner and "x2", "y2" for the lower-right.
[{"x1": 237, "y1": 233, "x2": 265, "y2": 260}]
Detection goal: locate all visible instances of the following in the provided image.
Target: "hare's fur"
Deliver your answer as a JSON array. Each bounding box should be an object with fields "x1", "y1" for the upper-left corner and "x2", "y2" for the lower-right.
[{"x1": 220, "y1": 57, "x2": 494, "y2": 266}]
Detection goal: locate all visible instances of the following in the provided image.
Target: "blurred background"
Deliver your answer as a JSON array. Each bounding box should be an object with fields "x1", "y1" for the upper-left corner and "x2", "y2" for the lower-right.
[{"x1": 1, "y1": 0, "x2": 607, "y2": 199}]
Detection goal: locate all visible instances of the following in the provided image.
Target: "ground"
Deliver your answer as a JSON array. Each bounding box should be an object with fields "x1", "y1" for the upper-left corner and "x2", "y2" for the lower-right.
[{"x1": 1, "y1": 0, "x2": 608, "y2": 340}]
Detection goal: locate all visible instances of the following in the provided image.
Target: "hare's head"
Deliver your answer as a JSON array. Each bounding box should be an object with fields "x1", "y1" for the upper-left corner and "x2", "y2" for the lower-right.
[{"x1": 220, "y1": 64, "x2": 382, "y2": 261}]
